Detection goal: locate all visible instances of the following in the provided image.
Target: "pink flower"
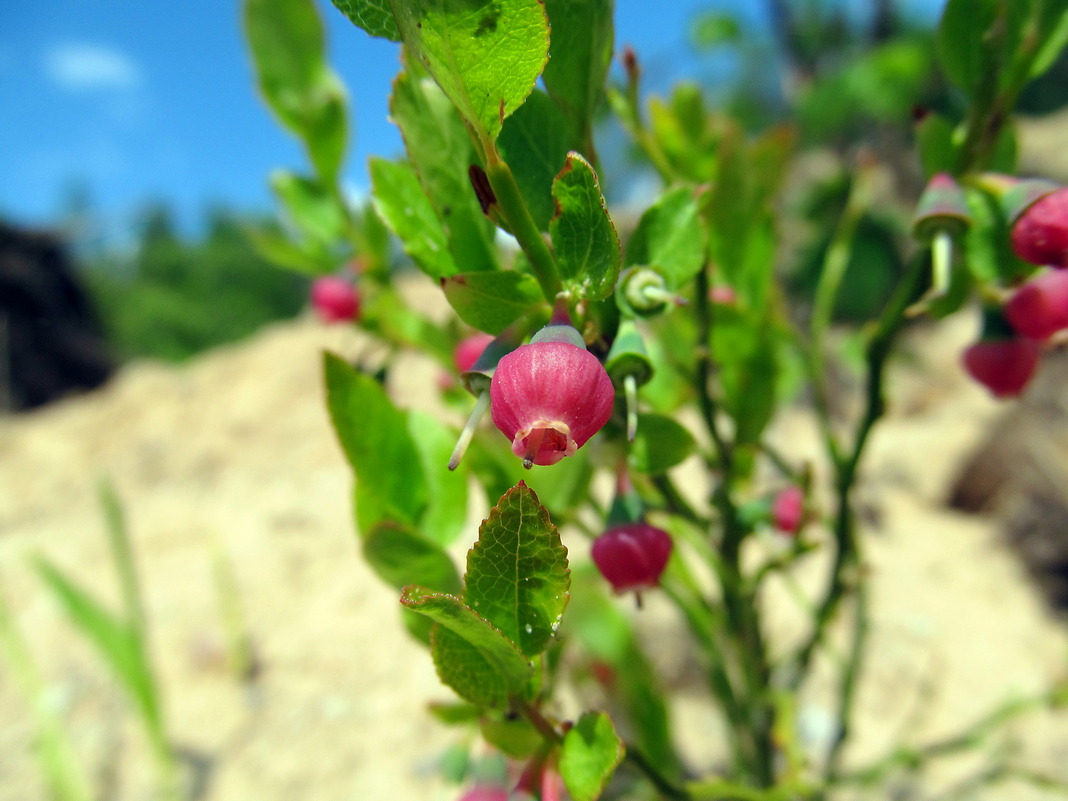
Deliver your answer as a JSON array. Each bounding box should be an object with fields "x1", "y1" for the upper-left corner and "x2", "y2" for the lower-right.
[
  {"x1": 1003, "y1": 269, "x2": 1068, "y2": 340},
  {"x1": 1011, "y1": 187, "x2": 1068, "y2": 267},
  {"x1": 457, "y1": 785, "x2": 509, "y2": 801},
  {"x1": 772, "y1": 486, "x2": 804, "y2": 535},
  {"x1": 490, "y1": 324, "x2": 614, "y2": 467},
  {"x1": 310, "y1": 276, "x2": 360, "y2": 323},
  {"x1": 961, "y1": 338, "x2": 1040, "y2": 398},
  {"x1": 591, "y1": 522, "x2": 673, "y2": 593}
]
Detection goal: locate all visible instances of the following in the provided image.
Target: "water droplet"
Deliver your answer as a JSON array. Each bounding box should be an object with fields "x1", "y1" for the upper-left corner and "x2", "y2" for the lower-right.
[{"x1": 524, "y1": 624, "x2": 533, "y2": 634}]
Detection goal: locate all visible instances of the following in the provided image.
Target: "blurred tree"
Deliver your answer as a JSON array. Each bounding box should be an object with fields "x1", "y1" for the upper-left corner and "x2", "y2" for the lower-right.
[{"x1": 86, "y1": 205, "x2": 310, "y2": 363}]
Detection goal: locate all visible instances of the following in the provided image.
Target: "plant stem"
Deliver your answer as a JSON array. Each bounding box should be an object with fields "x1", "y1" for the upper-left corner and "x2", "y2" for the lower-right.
[{"x1": 483, "y1": 147, "x2": 561, "y2": 302}]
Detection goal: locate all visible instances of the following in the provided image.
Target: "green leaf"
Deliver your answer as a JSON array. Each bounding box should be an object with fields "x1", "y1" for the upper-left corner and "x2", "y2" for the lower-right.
[
  {"x1": 402, "y1": 587, "x2": 534, "y2": 708},
  {"x1": 627, "y1": 413, "x2": 696, "y2": 475},
  {"x1": 391, "y1": 65, "x2": 498, "y2": 272},
  {"x1": 550, "y1": 152, "x2": 620, "y2": 301},
  {"x1": 624, "y1": 187, "x2": 706, "y2": 289},
  {"x1": 331, "y1": 0, "x2": 400, "y2": 40},
  {"x1": 937, "y1": 0, "x2": 999, "y2": 94},
  {"x1": 270, "y1": 170, "x2": 347, "y2": 245},
  {"x1": 409, "y1": 411, "x2": 469, "y2": 545},
  {"x1": 243, "y1": 223, "x2": 338, "y2": 275},
  {"x1": 712, "y1": 306, "x2": 780, "y2": 452},
  {"x1": 542, "y1": 0, "x2": 613, "y2": 145},
  {"x1": 915, "y1": 112, "x2": 957, "y2": 179},
  {"x1": 498, "y1": 89, "x2": 576, "y2": 230},
  {"x1": 464, "y1": 482, "x2": 569, "y2": 657},
  {"x1": 1029, "y1": 5, "x2": 1068, "y2": 80},
  {"x1": 363, "y1": 521, "x2": 462, "y2": 594},
  {"x1": 441, "y1": 270, "x2": 544, "y2": 334},
  {"x1": 560, "y1": 711, "x2": 625, "y2": 801},
  {"x1": 323, "y1": 352, "x2": 428, "y2": 530},
  {"x1": 245, "y1": 0, "x2": 348, "y2": 181},
  {"x1": 370, "y1": 157, "x2": 458, "y2": 278},
  {"x1": 389, "y1": 0, "x2": 549, "y2": 144},
  {"x1": 467, "y1": 435, "x2": 593, "y2": 518}
]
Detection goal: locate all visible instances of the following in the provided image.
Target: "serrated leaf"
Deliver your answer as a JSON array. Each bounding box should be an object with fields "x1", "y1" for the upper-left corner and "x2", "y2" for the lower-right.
[
  {"x1": 560, "y1": 711, "x2": 625, "y2": 801},
  {"x1": 391, "y1": 67, "x2": 498, "y2": 272},
  {"x1": 624, "y1": 186, "x2": 706, "y2": 289},
  {"x1": 465, "y1": 482, "x2": 569, "y2": 657},
  {"x1": 542, "y1": 0, "x2": 613, "y2": 146},
  {"x1": 402, "y1": 587, "x2": 534, "y2": 708},
  {"x1": 323, "y1": 352, "x2": 427, "y2": 530},
  {"x1": 270, "y1": 170, "x2": 347, "y2": 245},
  {"x1": 370, "y1": 157, "x2": 458, "y2": 278},
  {"x1": 363, "y1": 521, "x2": 462, "y2": 594},
  {"x1": 441, "y1": 271, "x2": 544, "y2": 334},
  {"x1": 627, "y1": 413, "x2": 696, "y2": 475},
  {"x1": 550, "y1": 153, "x2": 620, "y2": 301},
  {"x1": 498, "y1": 89, "x2": 576, "y2": 230},
  {"x1": 389, "y1": 0, "x2": 549, "y2": 144},
  {"x1": 409, "y1": 411, "x2": 469, "y2": 545},
  {"x1": 331, "y1": 0, "x2": 400, "y2": 40}
]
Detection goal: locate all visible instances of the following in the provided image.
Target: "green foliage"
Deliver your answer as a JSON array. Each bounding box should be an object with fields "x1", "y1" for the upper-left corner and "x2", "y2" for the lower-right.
[
  {"x1": 549, "y1": 152, "x2": 620, "y2": 301},
  {"x1": 560, "y1": 712, "x2": 625, "y2": 801},
  {"x1": 390, "y1": 0, "x2": 549, "y2": 148},
  {"x1": 243, "y1": 0, "x2": 1068, "y2": 797},
  {"x1": 86, "y1": 208, "x2": 308, "y2": 363},
  {"x1": 402, "y1": 587, "x2": 535, "y2": 708},
  {"x1": 464, "y1": 482, "x2": 570, "y2": 657}
]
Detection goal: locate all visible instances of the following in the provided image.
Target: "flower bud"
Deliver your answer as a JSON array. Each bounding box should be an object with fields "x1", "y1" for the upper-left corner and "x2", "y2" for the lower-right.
[
  {"x1": 310, "y1": 276, "x2": 360, "y2": 323},
  {"x1": 1010, "y1": 186, "x2": 1068, "y2": 267},
  {"x1": 591, "y1": 522, "x2": 673, "y2": 594},
  {"x1": 1003, "y1": 269, "x2": 1068, "y2": 340},
  {"x1": 772, "y1": 486, "x2": 804, "y2": 535},
  {"x1": 962, "y1": 338, "x2": 1040, "y2": 398},
  {"x1": 454, "y1": 332, "x2": 495, "y2": 374},
  {"x1": 490, "y1": 322, "x2": 615, "y2": 468}
]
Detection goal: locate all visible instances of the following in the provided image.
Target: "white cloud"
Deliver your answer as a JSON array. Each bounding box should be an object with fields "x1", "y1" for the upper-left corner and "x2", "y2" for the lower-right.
[{"x1": 43, "y1": 42, "x2": 144, "y2": 92}]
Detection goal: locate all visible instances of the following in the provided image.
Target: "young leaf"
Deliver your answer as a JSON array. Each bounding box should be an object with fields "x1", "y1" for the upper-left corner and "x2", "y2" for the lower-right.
[
  {"x1": 498, "y1": 89, "x2": 576, "y2": 230},
  {"x1": 542, "y1": 0, "x2": 613, "y2": 149},
  {"x1": 323, "y1": 352, "x2": 428, "y2": 530},
  {"x1": 391, "y1": 66, "x2": 498, "y2": 272},
  {"x1": 441, "y1": 271, "x2": 544, "y2": 334},
  {"x1": 363, "y1": 521, "x2": 462, "y2": 594},
  {"x1": 370, "y1": 157, "x2": 458, "y2": 279},
  {"x1": 464, "y1": 482, "x2": 569, "y2": 658},
  {"x1": 559, "y1": 711, "x2": 625, "y2": 801},
  {"x1": 389, "y1": 0, "x2": 550, "y2": 144},
  {"x1": 331, "y1": 0, "x2": 400, "y2": 40},
  {"x1": 624, "y1": 186, "x2": 706, "y2": 289},
  {"x1": 401, "y1": 587, "x2": 534, "y2": 708},
  {"x1": 549, "y1": 153, "x2": 620, "y2": 301}
]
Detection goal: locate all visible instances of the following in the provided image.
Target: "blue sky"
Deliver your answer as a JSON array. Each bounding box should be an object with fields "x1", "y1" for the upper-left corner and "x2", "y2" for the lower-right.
[{"x1": 0, "y1": 0, "x2": 944, "y2": 239}]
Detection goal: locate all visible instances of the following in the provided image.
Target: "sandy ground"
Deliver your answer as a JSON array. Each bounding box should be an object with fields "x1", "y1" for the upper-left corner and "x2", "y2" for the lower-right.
[{"x1": 2, "y1": 303, "x2": 1068, "y2": 801}]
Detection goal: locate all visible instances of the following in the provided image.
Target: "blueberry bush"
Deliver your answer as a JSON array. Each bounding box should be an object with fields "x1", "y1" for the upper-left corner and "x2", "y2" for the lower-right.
[{"x1": 245, "y1": 1, "x2": 1068, "y2": 798}]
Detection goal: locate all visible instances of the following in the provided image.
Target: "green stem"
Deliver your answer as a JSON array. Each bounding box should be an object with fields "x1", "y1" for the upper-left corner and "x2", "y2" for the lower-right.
[{"x1": 484, "y1": 148, "x2": 561, "y2": 302}]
